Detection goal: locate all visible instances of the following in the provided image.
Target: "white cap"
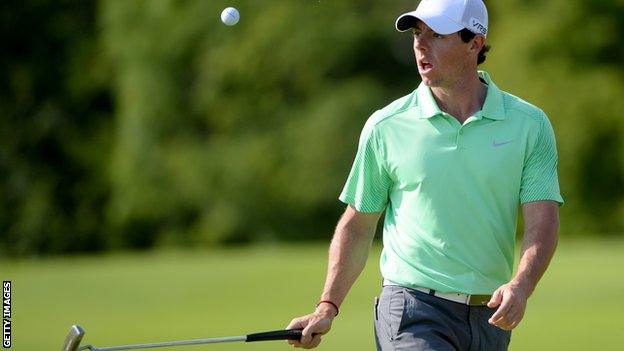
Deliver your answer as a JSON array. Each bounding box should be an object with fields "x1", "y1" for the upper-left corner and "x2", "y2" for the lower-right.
[{"x1": 395, "y1": 0, "x2": 488, "y2": 37}]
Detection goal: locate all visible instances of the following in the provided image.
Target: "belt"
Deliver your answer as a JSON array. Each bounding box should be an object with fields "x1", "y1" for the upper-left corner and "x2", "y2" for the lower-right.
[{"x1": 412, "y1": 287, "x2": 491, "y2": 306}]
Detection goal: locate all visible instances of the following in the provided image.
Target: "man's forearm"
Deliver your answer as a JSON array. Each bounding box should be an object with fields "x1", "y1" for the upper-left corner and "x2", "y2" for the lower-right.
[
  {"x1": 488, "y1": 201, "x2": 559, "y2": 330},
  {"x1": 511, "y1": 231, "x2": 557, "y2": 296},
  {"x1": 318, "y1": 208, "x2": 380, "y2": 309},
  {"x1": 285, "y1": 208, "x2": 380, "y2": 348},
  {"x1": 511, "y1": 202, "x2": 559, "y2": 296}
]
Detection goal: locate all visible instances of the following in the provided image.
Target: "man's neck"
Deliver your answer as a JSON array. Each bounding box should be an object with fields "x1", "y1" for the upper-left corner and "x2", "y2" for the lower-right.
[{"x1": 430, "y1": 74, "x2": 488, "y2": 125}]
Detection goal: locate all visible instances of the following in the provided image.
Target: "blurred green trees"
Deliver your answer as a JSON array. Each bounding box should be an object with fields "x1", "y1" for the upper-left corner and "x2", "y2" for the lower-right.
[
  {"x1": 1, "y1": 0, "x2": 623, "y2": 255},
  {"x1": 0, "y1": 0, "x2": 112, "y2": 255}
]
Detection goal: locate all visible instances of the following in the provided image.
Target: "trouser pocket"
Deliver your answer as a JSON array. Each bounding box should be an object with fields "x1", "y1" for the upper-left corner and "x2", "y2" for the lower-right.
[
  {"x1": 374, "y1": 296, "x2": 379, "y2": 320},
  {"x1": 376, "y1": 286, "x2": 406, "y2": 342}
]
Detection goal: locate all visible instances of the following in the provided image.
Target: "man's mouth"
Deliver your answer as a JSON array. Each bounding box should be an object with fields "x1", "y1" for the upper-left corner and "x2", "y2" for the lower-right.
[{"x1": 419, "y1": 59, "x2": 434, "y2": 73}]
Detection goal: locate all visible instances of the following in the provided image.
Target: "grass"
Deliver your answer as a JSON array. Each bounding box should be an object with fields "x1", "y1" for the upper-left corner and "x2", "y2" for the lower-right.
[{"x1": 4, "y1": 237, "x2": 623, "y2": 350}]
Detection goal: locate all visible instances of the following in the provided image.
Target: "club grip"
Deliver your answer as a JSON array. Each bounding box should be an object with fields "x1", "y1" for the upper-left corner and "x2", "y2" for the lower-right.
[{"x1": 246, "y1": 329, "x2": 303, "y2": 342}]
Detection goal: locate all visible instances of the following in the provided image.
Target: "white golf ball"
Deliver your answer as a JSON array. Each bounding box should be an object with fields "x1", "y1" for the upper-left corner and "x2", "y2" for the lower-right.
[{"x1": 221, "y1": 7, "x2": 239, "y2": 26}]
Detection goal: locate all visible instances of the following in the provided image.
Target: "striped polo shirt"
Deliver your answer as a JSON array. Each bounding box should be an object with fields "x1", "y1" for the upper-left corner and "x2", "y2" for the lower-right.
[{"x1": 339, "y1": 71, "x2": 563, "y2": 294}]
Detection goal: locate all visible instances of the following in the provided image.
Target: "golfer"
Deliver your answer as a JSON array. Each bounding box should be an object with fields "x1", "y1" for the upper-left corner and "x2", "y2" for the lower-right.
[{"x1": 287, "y1": 0, "x2": 563, "y2": 349}]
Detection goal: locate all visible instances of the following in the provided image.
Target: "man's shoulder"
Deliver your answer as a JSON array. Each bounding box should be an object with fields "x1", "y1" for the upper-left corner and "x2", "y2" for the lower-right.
[
  {"x1": 366, "y1": 90, "x2": 419, "y2": 129},
  {"x1": 482, "y1": 70, "x2": 549, "y2": 125},
  {"x1": 500, "y1": 89, "x2": 549, "y2": 126},
  {"x1": 356, "y1": 91, "x2": 419, "y2": 144}
]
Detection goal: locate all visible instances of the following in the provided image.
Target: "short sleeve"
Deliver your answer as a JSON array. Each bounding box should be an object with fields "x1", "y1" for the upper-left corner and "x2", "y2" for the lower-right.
[
  {"x1": 339, "y1": 119, "x2": 393, "y2": 212},
  {"x1": 520, "y1": 114, "x2": 564, "y2": 205}
]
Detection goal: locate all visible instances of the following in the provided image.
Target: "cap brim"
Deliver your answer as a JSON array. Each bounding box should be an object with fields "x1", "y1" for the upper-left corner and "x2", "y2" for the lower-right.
[
  {"x1": 395, "y1": 12, "x2": 418, "y2": 32},
  {"x1": 395, "y1": 11, "x2": 464, "y2": 34}
]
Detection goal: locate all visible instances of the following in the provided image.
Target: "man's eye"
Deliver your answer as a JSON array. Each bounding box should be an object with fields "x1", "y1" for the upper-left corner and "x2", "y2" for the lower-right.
[{"x1": 432, "y1": 33, "x2": 444, "y2": 38}]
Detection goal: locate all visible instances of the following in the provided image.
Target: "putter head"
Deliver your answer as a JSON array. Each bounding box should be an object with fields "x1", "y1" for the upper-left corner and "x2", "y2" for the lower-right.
[{"x1": 62, "y1": 325, "x2": 85, "y2": 351}]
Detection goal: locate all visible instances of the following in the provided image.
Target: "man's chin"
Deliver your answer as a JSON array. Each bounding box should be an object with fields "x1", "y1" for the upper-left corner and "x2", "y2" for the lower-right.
[{"x1": 420, "y1": 76, "x2": 439, "y2": 87}]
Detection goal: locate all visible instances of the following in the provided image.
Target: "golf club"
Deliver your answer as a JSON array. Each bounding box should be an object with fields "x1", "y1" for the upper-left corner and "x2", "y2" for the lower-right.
[{"x1": 62, "y1": 325, "x2": 303, "y2": 351}]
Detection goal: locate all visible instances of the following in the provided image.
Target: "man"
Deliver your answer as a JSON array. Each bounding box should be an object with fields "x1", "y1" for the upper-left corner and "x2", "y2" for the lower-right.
[{"x1": 287, "y1": 0, "x2": 563, "y2": 350}]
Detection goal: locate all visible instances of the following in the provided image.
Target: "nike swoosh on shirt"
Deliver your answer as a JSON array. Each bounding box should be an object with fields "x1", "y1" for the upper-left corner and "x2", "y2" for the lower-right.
[{"x1": 492, "y1": 140, "x2": 513, "y2": 147}]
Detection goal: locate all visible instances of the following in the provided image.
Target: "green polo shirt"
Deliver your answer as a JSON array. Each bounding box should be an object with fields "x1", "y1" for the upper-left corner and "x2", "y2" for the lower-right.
[{"x1": 339, "y1": 71, "x2": 564, "y2": 294}]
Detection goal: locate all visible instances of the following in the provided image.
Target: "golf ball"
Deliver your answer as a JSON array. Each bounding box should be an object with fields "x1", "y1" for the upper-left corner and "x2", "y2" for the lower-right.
[{"x1": 221, "y1": 7, "x2": 239, "y2": 26}]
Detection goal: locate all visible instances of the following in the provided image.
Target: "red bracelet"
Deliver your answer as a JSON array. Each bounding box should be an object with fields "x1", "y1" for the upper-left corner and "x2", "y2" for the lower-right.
[{"x1": 315, "y1": 300, "x2": 339, "y2": 316}]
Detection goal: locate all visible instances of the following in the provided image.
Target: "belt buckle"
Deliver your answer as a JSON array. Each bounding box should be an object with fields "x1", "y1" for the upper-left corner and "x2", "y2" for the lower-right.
[{"x1": 468, "y1": 294, "x2": 491, "y2": 306}]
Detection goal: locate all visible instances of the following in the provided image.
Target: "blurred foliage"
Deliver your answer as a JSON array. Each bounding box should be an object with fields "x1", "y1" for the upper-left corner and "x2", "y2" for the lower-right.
[
  {"x1": 1, "y1": 0, "x2": 623, "y2": 256},
  {"x1": 0, "y1": 0, "x2": 112, "y2": 255}
]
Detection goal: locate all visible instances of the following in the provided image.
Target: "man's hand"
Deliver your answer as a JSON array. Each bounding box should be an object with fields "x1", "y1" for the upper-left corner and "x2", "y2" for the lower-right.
[
  {"x1": 286, "y1": 306, "x2": 335, "y2": 349},
  {"x1": 487, "y1": 282, "x2": 529, "y2": 330}
]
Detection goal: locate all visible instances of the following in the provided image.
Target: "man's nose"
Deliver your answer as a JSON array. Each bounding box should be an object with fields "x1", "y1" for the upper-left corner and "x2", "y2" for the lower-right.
[{"x1": 414, "y1": 37, "x2": 428, "y2": 51}]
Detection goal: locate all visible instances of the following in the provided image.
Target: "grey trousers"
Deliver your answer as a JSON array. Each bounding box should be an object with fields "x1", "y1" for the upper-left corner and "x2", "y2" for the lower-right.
[{"x1": 374, "y1": 285, "x2": 511, "y2": 351}]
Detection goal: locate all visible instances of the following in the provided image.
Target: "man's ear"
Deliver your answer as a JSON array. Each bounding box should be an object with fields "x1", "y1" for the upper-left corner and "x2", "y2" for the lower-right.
[{"x1": 471, "y1": 35, "x2": 486, "y2": 53}]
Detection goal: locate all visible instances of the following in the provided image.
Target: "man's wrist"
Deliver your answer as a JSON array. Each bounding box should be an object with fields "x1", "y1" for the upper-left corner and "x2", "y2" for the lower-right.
[
  {"x1": 315, "y1": 300, "x2": 339, "y2": 317},
  {"x1": 510, "y1": 276, "x2": 534, "y2": 297}
]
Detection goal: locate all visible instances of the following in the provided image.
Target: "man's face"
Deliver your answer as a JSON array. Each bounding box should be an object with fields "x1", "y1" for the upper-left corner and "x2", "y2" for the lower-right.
[{"x1": 412, "y1": 21, "x2": 474, "y2": 88}]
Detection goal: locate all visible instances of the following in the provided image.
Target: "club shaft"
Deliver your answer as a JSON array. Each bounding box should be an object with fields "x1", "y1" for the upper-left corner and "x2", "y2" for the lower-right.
[{"x1": 83, "y1": 336, "x2": 247, "y2": 351}]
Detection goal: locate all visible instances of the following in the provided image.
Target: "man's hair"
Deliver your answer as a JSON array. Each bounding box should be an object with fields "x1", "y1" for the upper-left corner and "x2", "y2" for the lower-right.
[{"x1": 458, "y1": 29, "x2": 490, "y2": 65}]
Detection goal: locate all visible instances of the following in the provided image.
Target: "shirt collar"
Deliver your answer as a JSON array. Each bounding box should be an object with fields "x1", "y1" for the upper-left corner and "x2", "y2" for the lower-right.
[
  {"x1": 417, "y1": 70, "x2": 506, "y2": 121},
  {"x1": 416, "y1": 81, "x2": 442, "y2": 119},
  {"x1": 478, "y1": 71, "x2": 506, "y2": 120}
]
